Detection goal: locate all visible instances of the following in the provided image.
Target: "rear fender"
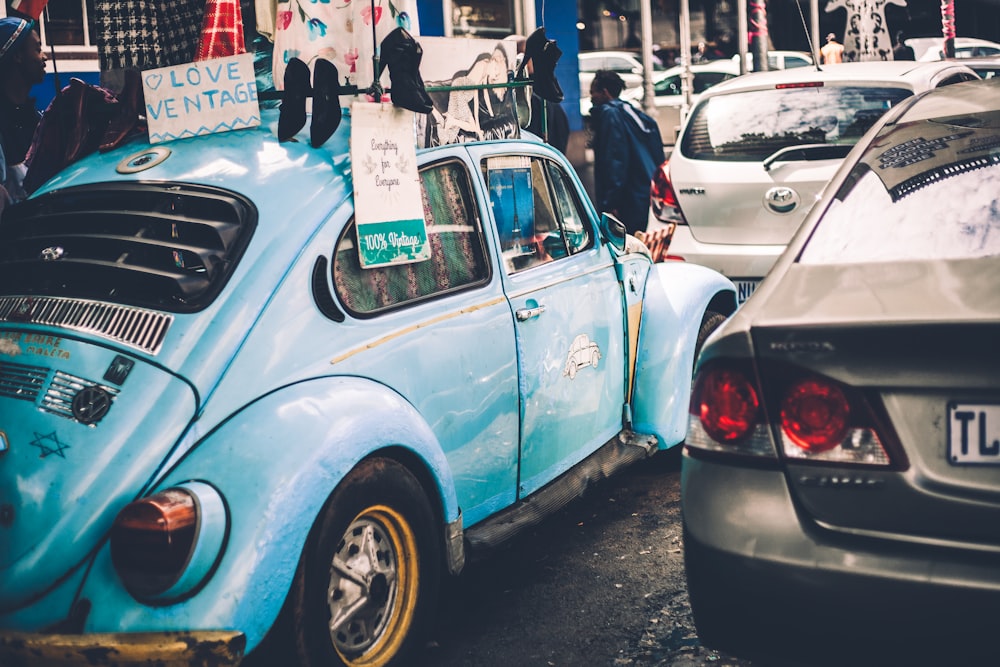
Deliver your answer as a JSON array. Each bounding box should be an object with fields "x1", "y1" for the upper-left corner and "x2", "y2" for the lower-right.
[
  {"x1": 78, "y1": 376, "x2": 458, "y2": 653},
  {"x1": 632, "y1": 262, "x2": 735, "y2": 446}
]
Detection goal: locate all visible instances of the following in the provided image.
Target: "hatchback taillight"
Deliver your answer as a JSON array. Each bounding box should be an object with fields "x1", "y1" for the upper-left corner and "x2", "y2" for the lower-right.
[{"x1": 650, "y1": 161, "x2": 686, "y2": 224}]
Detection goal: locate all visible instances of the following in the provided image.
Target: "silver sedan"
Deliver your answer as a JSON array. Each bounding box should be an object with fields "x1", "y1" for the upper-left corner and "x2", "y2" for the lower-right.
[{"x1": 682, "y1": 77, "x2": 1000, "y2": 666}]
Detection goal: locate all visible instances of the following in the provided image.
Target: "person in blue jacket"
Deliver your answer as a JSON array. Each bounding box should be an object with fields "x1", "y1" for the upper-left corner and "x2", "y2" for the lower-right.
[{"x1": 589, "y1": 69, "x2": 665, "y2": 236}]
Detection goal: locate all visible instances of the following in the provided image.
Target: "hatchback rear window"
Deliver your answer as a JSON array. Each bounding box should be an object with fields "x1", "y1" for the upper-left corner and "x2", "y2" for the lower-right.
[{"x1": 681, "y1": 85, "x2": 912, "y2": 161}]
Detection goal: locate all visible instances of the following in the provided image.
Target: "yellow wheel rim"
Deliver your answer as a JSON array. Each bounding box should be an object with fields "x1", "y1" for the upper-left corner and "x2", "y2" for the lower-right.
[{"x1": 328, "y1": 505, "x2": 420, "y2": 667}]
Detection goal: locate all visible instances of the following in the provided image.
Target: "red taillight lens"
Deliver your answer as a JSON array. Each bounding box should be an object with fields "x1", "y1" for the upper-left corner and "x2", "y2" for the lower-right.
[
  {"x1": 111, "y1": 488, "x2": 198, "y2": 597},
  {"x1": 693, "y1": 367, "x2": 760, "y2": 443},
  {"x1": 650, "y1": 161, "x2": 685, "y2": 224},
  {"x1": 780, "y1": 377, "x2": 850, "y2": 453}
]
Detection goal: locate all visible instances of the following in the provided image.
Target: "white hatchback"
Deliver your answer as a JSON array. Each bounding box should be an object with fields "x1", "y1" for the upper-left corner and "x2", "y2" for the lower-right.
[{"x1": 647, "y1": 61, "x2": 979, "y2": 304}]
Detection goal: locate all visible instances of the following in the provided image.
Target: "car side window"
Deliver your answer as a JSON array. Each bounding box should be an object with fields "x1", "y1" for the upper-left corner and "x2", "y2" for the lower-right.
[
  {"x1": 936, "y1": 72, "x2": 980, "y2": 87},
  {"x1": 654, "y1": 75, "x2": 682, "y2": 96},
  {"x1": 332, "y1": 159, "x2": 490, "y2": 315},
  {"x1": 485, "y1": 156, "x2": 593, "y2": 273}
]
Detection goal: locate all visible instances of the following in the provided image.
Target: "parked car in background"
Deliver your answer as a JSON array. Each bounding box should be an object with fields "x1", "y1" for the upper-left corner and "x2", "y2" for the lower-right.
[
  {"x1": 579, "y1": 49, "x2": 666, "y2": 115},
  {"x1": 617, "y1": 60, "x2": 741, "y2": 143},
  {"x1": 682, "y1": 76, "x2": 1000, "y2": 667},
  {"x1": 732, "y1": 50, "x2": 813, "y2": 71},
  {"x1": 647, "y1": 60, "x2": 979, "y2": 304},
  {"x1": 909, "y1": 36, "x2": 1000, "y2": 61},
  {"x1": 0, "y1": 103, "x2": 736, "y2": 665}
]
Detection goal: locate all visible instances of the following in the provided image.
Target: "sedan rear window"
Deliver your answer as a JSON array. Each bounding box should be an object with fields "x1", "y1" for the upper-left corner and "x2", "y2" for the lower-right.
[
  {"x1": 681, "y1": 85, "x2": 912, "y2": 161},
  {"x1": 800, "y1": 115, "x2": 1000, "y2": 264}
]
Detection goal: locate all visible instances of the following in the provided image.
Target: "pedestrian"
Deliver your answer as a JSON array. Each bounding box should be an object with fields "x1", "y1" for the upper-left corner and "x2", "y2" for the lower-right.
[
  {"x1": 820, "y1": 33, "x2": 845, "y2": 64},
  {"x1": 589, "y1": 69, "x2": 665, "y2": 236},
  {"x1": 892, "y1": 31, "x2": 915, "y2": 60},
  {"x1": 0, "y1": 16, "x2": 46, "y2": 212}
]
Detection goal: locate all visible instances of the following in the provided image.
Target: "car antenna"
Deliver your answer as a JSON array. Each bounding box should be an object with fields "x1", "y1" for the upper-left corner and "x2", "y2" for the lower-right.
[{"x1": 795, "y1": 0, "x2": 823, "y2": 71}]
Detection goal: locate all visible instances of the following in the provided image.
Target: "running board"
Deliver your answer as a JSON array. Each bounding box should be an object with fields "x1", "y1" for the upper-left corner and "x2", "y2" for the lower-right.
[{"x1": 464, "y1": 431, "x2": 658, "y2": 557}]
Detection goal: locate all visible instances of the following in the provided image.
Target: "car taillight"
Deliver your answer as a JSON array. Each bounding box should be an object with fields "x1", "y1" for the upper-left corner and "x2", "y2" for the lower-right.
[
  {"x1": 650, "y1": 161, "x2": 686, "y2": 224},
  {"x1": 111, "y1": 489, "x2": 197, "y2": 597},
  {"x1": 110, "y1": 483, "x2": 227, "y2": 600},
  {"x1": 778, "y1": 374, "x2": 892, "y2": 466},
  {"x1": 781, "y1": 377, "x2": 849, "y2": 452},
  {"x1": 696, "y1": 368, "x2": 759, "y2": 442},
  {"x1": 687, "y1": 364, "x2": 777, "y2": 458}
]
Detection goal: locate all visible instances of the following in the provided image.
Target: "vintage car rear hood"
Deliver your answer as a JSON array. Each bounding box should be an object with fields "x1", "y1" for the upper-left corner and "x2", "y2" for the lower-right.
[{"x1": 0, "y1": 331, "x2": 196, "y2": 613}]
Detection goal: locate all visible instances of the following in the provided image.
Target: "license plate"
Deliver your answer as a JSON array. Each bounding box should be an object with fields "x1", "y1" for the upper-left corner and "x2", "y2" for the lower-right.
[
  {"x1": 948, "y1": 403, "x2": 1000, "y2": 465},
  {"x1": 734, "y1": 280, "x2": 759, "y2": 305}
]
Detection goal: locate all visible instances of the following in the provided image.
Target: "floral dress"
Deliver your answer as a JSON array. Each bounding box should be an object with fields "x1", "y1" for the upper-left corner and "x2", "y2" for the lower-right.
[{"x1": 272, "y1": 0, "x2": 418, "y2": 92}]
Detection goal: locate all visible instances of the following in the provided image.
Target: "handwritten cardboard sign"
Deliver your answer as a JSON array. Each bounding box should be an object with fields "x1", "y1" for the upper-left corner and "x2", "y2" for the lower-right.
[
  {"x1": 350, "y1": 102, "x2": 429, "y2": 268},
  {"x1": 142, "y1": 53, "x2": 260, "y2": 144}
]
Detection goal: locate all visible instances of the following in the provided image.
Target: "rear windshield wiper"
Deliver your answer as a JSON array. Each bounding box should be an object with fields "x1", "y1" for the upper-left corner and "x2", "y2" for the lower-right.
[{"x1": 762, "y1": 143, "x2": 854, "y2": 171}]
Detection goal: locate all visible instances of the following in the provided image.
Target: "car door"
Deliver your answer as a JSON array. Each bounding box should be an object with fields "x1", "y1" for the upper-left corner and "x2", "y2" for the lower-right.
[{"x1": 473, "y1": 149, "x2": 627, "y2": 498}]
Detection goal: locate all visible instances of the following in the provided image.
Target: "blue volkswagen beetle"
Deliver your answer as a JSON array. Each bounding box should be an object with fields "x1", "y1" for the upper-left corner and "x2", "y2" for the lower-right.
[{"x1": 0, "y1": 107, "x2": 735, "y2": 666}]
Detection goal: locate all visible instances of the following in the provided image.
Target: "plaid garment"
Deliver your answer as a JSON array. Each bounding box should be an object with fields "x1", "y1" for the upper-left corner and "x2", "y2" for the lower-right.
[
  {"x1": 94, "y1": 0, "x2": 203, "y2": 71},
  {"x1": 196, "y1": 0, "x2": 247, "y2": 61}
]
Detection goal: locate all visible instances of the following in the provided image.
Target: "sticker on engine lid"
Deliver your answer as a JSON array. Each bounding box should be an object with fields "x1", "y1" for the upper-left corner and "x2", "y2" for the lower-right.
[{"x1": 0, "y1": 332, "x2": 69, "y2": 359}]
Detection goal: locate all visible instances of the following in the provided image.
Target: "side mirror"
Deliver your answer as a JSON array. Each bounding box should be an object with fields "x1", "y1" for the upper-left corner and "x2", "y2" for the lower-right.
[{"x1": 599, "y1": 212, "x2": 627, "y2": 253}]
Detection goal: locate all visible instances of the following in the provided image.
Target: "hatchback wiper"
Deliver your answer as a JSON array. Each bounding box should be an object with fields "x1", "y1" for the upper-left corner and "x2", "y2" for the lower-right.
[{"x1": 762, "y1": 143, "x2": 854, "y2": 170}]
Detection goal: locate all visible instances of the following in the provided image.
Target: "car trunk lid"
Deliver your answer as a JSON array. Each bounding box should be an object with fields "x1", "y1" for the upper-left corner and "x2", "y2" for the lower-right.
[
  {"x1": 750, "y1": 259, "x2": 1000, "y2": 548},
  {"x1": 671, "y1": 157, "x2": 839, "y2": 245}
]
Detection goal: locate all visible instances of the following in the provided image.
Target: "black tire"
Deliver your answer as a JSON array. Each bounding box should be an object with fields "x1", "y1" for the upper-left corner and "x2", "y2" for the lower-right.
[
  {"x1": 694, "y1": 310, "x2": 727, "y2": 365},
  {"x1": 292, "y1": 457, "x2": 441, "y2": 667}
]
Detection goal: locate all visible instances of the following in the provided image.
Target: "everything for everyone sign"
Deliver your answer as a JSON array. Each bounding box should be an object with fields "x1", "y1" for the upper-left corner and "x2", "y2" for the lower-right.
[
  {"x1": 350, "y1": 103, "x2": 429, "y2": 268},
  {"x1": 142, "y1": 53, "x2": 260, "y2": 144}
]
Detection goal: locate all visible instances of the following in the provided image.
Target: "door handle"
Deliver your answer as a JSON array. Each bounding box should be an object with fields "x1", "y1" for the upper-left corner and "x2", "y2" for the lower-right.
[{"x1": 515, "y1": 305, "x2": 546, "y2": 321}]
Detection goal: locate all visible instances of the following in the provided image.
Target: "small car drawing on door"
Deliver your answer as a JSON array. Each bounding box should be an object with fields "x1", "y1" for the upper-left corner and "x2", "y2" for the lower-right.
[{"x1": 564, "y1": 333, "x2": 601, "y2": 379}]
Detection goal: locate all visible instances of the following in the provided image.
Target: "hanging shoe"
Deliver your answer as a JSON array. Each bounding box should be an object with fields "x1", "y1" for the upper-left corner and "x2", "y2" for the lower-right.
[
  {"x1": 517, "y1": 27, "x2": 563, "y2": 104},
  {"x1": 533, "y1": 40, "x2": 564, "y2": 103},
  {"x1": 378, "y1": 27, "x2": 434, "y2": 114},
  {"x1": 278, "y1": 57, "x2": 310, "y2": 142},
  {"x1": 310, "y1": 58, "x2": 342, "y2": 147},
  {"x1": 516, "y1": 27, "x2": 547, "y2": 79}
]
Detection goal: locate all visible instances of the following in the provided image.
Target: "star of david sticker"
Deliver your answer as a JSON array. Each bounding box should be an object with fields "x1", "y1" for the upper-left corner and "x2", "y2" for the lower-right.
[{"x1": 30, "y1": 431, "x2": 70, "y2": 459}]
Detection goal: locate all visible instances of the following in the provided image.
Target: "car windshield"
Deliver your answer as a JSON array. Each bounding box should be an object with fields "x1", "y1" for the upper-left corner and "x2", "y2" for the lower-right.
[
  {"x1": 800, "y1": 116, "x2": 1000, "y2": 264},
  {"x1": 681, "y1": 85, "x2": 912, "y2": 161}
]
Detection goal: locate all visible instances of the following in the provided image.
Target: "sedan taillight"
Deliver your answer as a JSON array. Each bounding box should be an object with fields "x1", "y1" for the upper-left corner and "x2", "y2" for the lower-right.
[
  {"x1": 687, "y1": 363, "x2": 777, "y2": 459},
  {"x1": 650, "y1": 161, "x2": 686, "y2": 225},
  {"x1": 778, "y1": 374, "x2": 892, "y2": 466},
  {"x1": 688, "y1": 362, "x2": 896, "y2": 466}
]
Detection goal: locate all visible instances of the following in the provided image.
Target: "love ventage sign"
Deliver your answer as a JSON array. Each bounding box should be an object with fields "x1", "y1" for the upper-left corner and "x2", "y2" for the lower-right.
[{"x1": 142, "y1": 53, "x2": 260, "y2": 144}]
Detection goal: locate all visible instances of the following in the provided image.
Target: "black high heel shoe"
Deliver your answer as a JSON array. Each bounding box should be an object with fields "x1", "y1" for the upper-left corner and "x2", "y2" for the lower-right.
[
  {"x1": 310, "y1": 58, "x2": 342, "y2": 147},
  {"x1": 378, "y1": 27, "x2": 434, "y2": 113},
  {"x1": 517, "y1": 27, "x2": 564, "y2": 103},
  {"x1": 278, "y1": 57, "x2": 310, "y2": 142}
]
